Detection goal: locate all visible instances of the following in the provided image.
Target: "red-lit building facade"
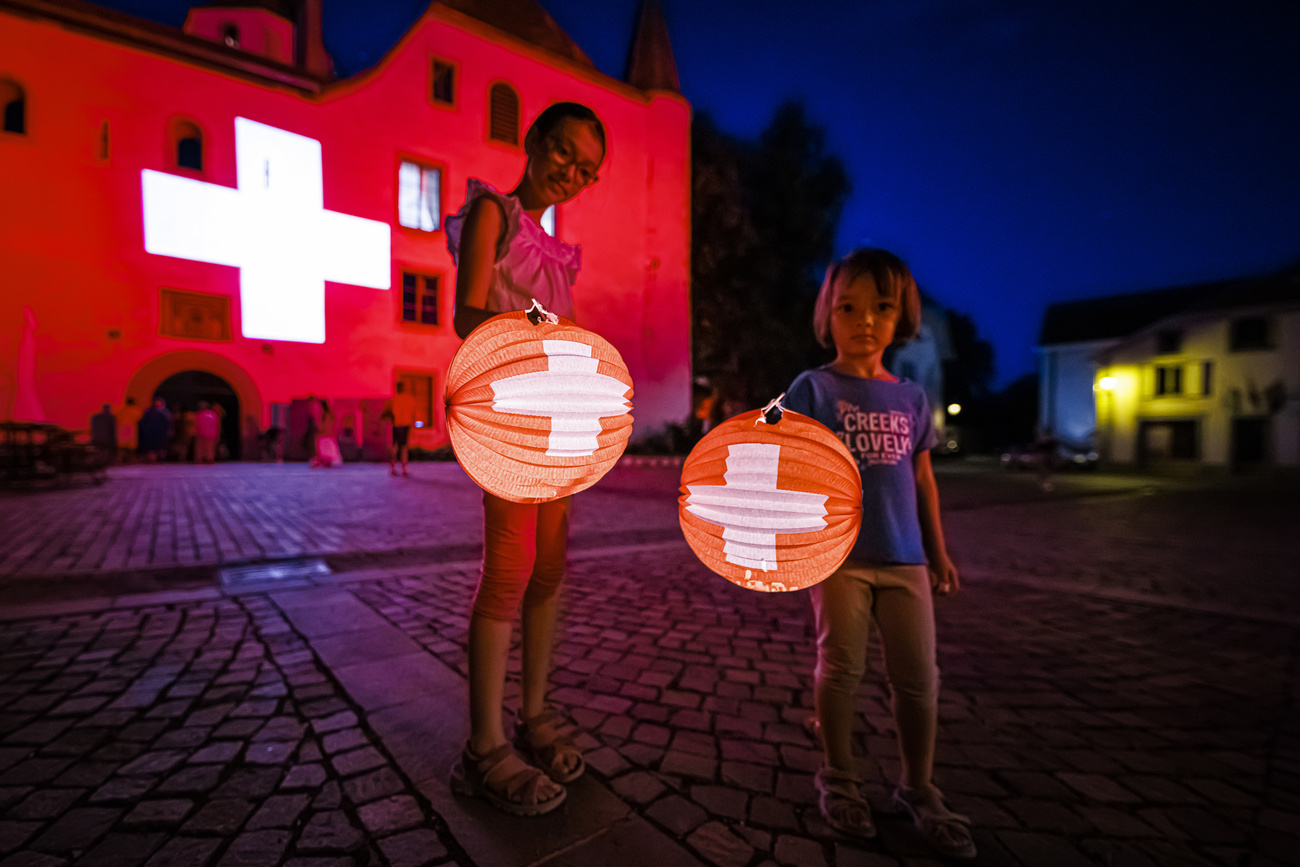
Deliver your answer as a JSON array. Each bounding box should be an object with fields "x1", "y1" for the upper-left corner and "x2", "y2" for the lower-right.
[{"x1": 0, "y1": 0, "x2": 691, "y2": 458}]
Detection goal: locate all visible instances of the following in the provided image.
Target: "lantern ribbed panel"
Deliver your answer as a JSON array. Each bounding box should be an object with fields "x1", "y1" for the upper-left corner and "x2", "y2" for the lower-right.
[
  {"x1": 445, "y1": 311, "x2": 634, "y2": 503},
  {"x1": 679, "y1": 408, "x2": 862, "y2": 592}
]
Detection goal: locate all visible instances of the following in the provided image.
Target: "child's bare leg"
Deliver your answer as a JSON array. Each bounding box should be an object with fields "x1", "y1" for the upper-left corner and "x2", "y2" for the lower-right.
[
  {"x1": 872, "y1": 565, "x2": 939, "y2": 789},
  {"x1": 468, "y1": 612, "x2": 512, "y2": 755},
  {"x1": 518, "y1": 497, "x2": 576, "y2": 773}
]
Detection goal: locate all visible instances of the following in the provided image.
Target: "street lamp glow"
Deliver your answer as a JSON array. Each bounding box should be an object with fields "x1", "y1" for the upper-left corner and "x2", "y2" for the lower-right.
[
  {"x1": 1098, "y1": 376, "x2": 1117, "y2": 391},
  {"x1": 947, "y1": 403, "x2": 962, "y2": 415}
]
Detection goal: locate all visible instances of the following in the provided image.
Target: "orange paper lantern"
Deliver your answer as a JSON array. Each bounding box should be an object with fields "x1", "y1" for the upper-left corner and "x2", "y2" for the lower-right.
[
  {"x1": 445, "y1": 303, "x2": 634, "y2": 504},
  {"x1": 679, "y1": 399, "x2": 862, "y2": 592}
]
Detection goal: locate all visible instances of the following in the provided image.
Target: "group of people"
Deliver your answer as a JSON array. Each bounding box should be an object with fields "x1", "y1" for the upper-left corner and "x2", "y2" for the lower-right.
[
  {"x1": 441, "y1": 102, "x2": 977, "y2": 859},
  {"x1": 91, "y1": 397, "x2": 223, "y2": 464}
]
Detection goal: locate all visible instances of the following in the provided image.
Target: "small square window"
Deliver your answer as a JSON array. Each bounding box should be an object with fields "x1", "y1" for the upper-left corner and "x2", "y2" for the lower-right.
[
  {"x1": 1155, "y1": 365, "x2": 1183, "y2": 396},
  {"x1": 398, "y1": 161, "x2": 440, "y2": 232},
  {"x1": 400, "y1": 272, "x2": 439, "y2": 326},
  {"x1": 1155, "y1": 329, "x2": 1182, "y2": 355},
  {"x1": 432, "y1": 60, "x2": 455, "y2": 105},
  {"x1": 1229, "y1": 316, "x2": 1271, "y2": 351}
]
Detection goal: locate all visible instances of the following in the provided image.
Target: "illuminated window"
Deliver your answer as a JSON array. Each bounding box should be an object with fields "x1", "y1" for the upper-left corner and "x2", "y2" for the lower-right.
[
  {"x1": 397, "y1": 372, "x2": 435, "y2": 428},
  {"x1": 489, "y1": 83, "x2": 519, "y2": 145},
  {"x1": 1155, "y1": 365, "x2": 1183, "y2": 396},
  {"x1": 398, "y1": 161, "x2": 440, "y2": 231},
  {"x1": 160, "y1": 288, "x2": 231, "y2": 341},
  {"x1": 401, "y1": 272, "x2": 439, "y2": 325},
  {"x1": 1229, "y1": 316, "x2": 1271, "y2": 351},
  {"x1": 432, "y1": 60, "x2": 455, "y2": 105},
  {"x1": 1, "y1": 79, "x2": 24, "y2": 135},
  {"x1": 1155, "y1": 329, "x2": 1182, "y2": 355},
  {"x1": 174, "y1": 119, "x2": 203, "y2": 171}
]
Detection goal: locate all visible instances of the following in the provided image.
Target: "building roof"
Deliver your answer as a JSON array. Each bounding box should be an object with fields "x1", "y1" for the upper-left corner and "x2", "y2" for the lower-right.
[
  {"x1": 1038, "y1": 265, "x2": 1300, "y2": 346},
  {"x1": 198, "y1": 0, "x2": 297, "y2": 20},
  {"x1": 625, "y1": 0, "x2": 680, "y2": 93},
  {"x1": 437, "y1": 0, "x2": 592, "y2": 67}
]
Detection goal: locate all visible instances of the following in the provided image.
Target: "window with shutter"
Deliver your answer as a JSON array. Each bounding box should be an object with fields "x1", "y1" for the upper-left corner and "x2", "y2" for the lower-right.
[{"x1": 489, "y1": 83, "x2": 519, "y2": 145}]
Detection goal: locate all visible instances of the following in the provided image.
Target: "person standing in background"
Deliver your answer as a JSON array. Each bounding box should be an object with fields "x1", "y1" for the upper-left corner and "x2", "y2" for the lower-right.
[
  {"x1": 194, "y1": 401, "x2": 221, "y2": 464},
  {"x1": 382, "y1": 381, "x2": 417, "y2": 477},
  {"x1": 115, "y1": 397, "x2": 142, "y2": 463}
]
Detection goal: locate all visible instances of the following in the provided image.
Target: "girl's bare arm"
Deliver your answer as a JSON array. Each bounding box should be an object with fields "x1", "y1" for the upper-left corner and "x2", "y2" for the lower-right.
[
  {"x1": 915, "y1": 450, "x2": 960, "y2": 595},
  {"x1": 453, "y1": 197, "x2": 504, "y2": 340}
]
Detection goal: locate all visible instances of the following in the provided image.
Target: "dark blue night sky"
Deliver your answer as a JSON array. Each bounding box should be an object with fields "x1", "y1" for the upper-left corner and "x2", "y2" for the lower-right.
[{"x1": 95, "y1": 0, "x2": 1300, "y2": 385}]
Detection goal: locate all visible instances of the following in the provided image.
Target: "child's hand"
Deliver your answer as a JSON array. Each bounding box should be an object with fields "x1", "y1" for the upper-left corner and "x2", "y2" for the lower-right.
[{"x1": 929, "y1": 556, "x2": 960, "y2": 596}]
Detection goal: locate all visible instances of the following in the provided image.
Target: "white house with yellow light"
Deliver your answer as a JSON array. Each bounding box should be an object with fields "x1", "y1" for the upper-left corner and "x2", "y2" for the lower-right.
[{"x1": 1038, "y1": 267, "x2": 1300, "y2": 471}]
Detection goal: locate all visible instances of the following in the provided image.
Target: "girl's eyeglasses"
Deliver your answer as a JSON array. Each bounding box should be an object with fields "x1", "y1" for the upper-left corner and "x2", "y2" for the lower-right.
[{"x1": 544, "y1": 135, "x2": 600, "y2": 186}]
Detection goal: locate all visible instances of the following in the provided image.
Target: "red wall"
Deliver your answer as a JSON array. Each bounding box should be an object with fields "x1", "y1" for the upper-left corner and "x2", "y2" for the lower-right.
[{"x1": 0, "y1": 2, "x2": 691, "y2": 450}]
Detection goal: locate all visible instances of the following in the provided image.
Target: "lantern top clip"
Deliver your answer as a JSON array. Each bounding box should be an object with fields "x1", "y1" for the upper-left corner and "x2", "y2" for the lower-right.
[
  {"x1": 526, "y1": 299, "x2": 560, "y2": 326},
  {"x1": 757, "y1": 393, "x2": 787, "y2": 426}
]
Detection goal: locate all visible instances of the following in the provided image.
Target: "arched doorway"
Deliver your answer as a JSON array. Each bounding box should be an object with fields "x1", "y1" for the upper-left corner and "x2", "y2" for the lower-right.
[
  {"x1": 124, "y1": 350, "x2": 262, "y2": 461},
  {"x1": 154, "y1": 370, "x2": 241, "y2": 460}
]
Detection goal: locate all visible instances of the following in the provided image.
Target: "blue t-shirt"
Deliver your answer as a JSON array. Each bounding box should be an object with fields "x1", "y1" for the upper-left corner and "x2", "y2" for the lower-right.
[{"x1": 784, "y1": 366, "x2": 937, "y2": 565}]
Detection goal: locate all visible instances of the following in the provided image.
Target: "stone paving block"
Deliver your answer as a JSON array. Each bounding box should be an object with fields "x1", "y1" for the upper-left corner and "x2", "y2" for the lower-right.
[
  {"x1": 214, "y1": 829, "x2": 290, "y2": 867},
  {"x1": 7, "y1": 788, "x2": 85, "y2": 821},
  {"x1": 245, "y1": 794, "x2": 311, "y2": 830},
  {"x1": 1077, "y1": 806, "x2": 1160, "y2": 837},
  {"x1": 0, "y1": 821, "x2": 41, "y2": 854},
  {"x1": 244, "y1": 741, "x2": 297, "y2": 765},
  {"x1": 1056, "y1": 772, "x2": 1141, "y2": 803},
  {"x1": 75, "y1": 831, "x2": 166, "y2": 866},
  {"x1": 378, "y1": 828, "x2": 449, "y2": 867},
  {"x1": 212, "y1": 768, "x2": 282, "y2": 800},
  {"x1": 182, "y1": 799, "x2": 254, "y2": 835},
  {"x1": 155, "y1": 766, "x2": 223, "y2": 796},
  {"x1": 686, "y1": 821, "x2": 752, "y2": 867},
  {"x1": 320, "y1": 729, "x2": 367, "y2": 755},
  {"x1": 772, "y1": 834, "x2": 825, "y2": 867},
  {"x1": 123, "y1": 799, "x2": 195, "y2": 827},
  {"x1": 646, "y1": 793, "x2": 708, "y2": 836},
  {"x1": 296, "y1": 811, "x2": 364, "y2": 855},
  {"x1": 690, "y1": 785, "x2": 748, "y2": 821},
  {"x1": 282, "y1": 763, "x2": 329, "y2": 791},
  {"x1": 90, "y1": 776, "x2": 156, "y2": 803},
  {"x1": 1004, "y1": 797, "x2": 1091, "y2": 833},
  {"x1": 748, "y1": 795, "x2": 799, "y2": 831},
  {"x1": 356, "y1": 794, "x2": 422, "y2": 835},
  {"x1": 998, "y1": 830, "x2": 1096, "y2": 867},
  {"x1": 720, "y1": 760, "x2": 773, "y2": 793},
  {"x1": 329, "y1": 747, "x2": 385, "y2": 777},
  {"x1": 611, "y1": 771, "x2": 667, "y2": 805},
  {"x1": 29, "y1": 807, "x2": 121, "y2": 854}
]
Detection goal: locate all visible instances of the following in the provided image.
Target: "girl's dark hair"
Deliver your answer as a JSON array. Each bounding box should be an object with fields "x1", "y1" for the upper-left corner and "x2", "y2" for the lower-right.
[
  {"x1": 812, "y1": 248, "x2": 922, "y2": 348},
  {"x1": 527, "y1": 101, "x2": 606, "y2": 152}
]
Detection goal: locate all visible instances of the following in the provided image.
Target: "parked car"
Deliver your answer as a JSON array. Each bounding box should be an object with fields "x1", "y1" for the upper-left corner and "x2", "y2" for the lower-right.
[{"x1": 1000, "y1": 440, "x2": 1099, "y2": 472}]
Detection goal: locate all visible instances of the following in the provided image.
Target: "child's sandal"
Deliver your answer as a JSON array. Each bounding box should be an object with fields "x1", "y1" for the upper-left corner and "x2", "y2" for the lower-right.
[
  {"x1": 892, "y1": 783, "x2": 976, "y2": 860},
  {"x1": 815, "y1": 766, "x2": 877, "y2": 839},
  {"x1": 449, "y1": 741, "x2": 566, "y2": 816},
  {"x1": 515, "y1": 707, "x2": 585, "y2": 784}
]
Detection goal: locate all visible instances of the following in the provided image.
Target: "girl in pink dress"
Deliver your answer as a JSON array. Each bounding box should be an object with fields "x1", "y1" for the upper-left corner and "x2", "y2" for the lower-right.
[{"x1": 445, "y1": 102, "x2": 604, "y2": 816}]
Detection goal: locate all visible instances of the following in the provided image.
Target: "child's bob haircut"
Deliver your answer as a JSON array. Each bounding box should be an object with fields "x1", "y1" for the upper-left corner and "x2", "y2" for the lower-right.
[{"x1": 812, "y1": 248, "x2": 922, "y2": 349}]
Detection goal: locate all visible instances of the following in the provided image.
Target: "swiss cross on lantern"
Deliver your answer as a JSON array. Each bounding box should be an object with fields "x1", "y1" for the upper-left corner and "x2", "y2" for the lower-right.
[
  {"x1": 446, "y1": 302, "x2": 634, "y2": 503},
  {"x1": 680, "y1": 396, "x2": 863, "y2": 592},
  {"x1": 141, "y1": 117, "x2": 391, "y2": 344}
]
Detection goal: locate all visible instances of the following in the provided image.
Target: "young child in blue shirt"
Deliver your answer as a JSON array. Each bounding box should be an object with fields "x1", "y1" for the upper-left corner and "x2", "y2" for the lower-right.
[{"x1": 784, "y1": 248, "x2": 976, "y2": 859}]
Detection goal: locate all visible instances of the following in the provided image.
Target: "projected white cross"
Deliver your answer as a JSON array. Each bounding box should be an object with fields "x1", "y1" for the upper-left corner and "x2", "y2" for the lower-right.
[
  {"x1": 490, "y1": 340, "x2": 631, "y2": 456},
  {"x1": 685, "y1": 443, "x2": 829, "y2": 571},
  {"x1": 141, "y1": 117, "x2": 391, "y2": 344}
]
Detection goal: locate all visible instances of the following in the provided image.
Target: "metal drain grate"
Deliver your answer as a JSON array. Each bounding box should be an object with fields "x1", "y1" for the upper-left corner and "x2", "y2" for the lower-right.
[{"x1": 219, "y1": 557, "x2": 331, "y2": 587}]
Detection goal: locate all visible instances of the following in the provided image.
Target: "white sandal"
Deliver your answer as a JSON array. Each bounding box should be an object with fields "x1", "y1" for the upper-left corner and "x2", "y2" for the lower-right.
[{"x1": 892, "y1": 784, "x2": 976, "y2": 859}]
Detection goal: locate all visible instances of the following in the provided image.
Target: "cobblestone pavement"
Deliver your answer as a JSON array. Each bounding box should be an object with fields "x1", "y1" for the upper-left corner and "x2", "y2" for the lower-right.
[
  {"x1": 0, "y1": 462, "x2": 681, "y2": 580},
  {"x1": 0, "y1": 594, "x2": 464, "y2": 866},
  {"x1": 1, "y1": 463, "x2": 1297, "y2": 866}
]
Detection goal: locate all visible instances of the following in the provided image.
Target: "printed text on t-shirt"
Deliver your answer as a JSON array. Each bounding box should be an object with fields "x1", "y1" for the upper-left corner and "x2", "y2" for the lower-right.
[{"x1": 835, "y1": 402, "x2": 912, "y2": 467}]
